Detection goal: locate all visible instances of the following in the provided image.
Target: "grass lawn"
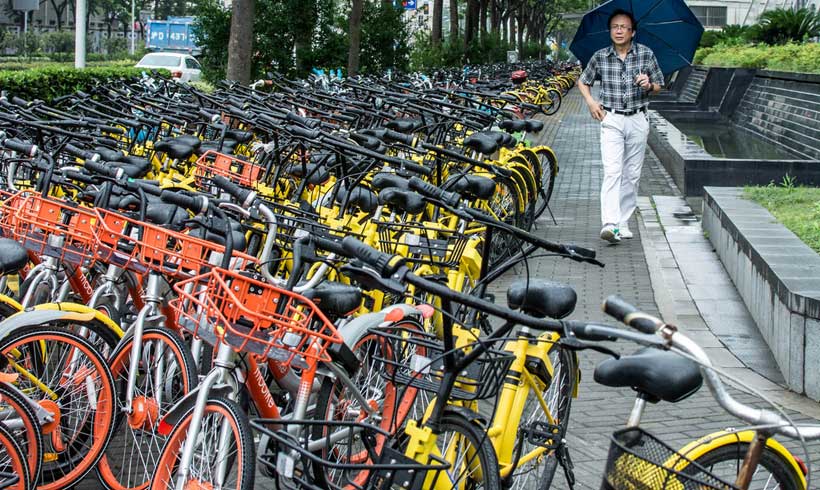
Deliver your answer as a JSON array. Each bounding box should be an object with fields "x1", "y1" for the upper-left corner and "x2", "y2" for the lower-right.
[{"x1": 743, "y1": 185, "x2": 820, "y2": 253}]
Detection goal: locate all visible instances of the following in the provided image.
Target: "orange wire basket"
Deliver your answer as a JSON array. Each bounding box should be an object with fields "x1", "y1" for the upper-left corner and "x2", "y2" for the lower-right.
[
  {"x1": 94, "y1": 208, "x2": 257, "y2": 279},
  {"x1": 0, "y1": 192, "x2": 99, "y2": 266},
  {"x1": 192, "y1": 150, "x2": 265, "y2": 190},
  {"x1": 170, "y1": 268, "x2": 342, "y2": 365}
]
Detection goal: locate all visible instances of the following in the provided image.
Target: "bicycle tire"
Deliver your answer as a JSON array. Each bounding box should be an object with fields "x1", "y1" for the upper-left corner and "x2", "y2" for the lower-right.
[
  {"x1": 0, "y1": 421, "x2": 30, "y2": 490},
  {"x1": 0, "y1": 325, "x2": 116, "y2": 490},
  {"x1": 0, "y1": 381, "x2": 43, "y2": 486},
  {"x1": 151, "y1": 396, "x2": 255, "y2": 490},
  {"x1": 689, "y1": 442, "x2": 803, "y2": 490},
  {"x1": 432, "y1": 413, "x2": 501, "y2": 490},
  {"x1": 96, "y1": 326, "x2": 198, "y2": 490}
]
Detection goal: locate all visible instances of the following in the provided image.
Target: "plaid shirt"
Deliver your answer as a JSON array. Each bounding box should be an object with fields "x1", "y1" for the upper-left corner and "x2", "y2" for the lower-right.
[{"x1": 579, "y1": 42, "x2": 663, "y2": 111}]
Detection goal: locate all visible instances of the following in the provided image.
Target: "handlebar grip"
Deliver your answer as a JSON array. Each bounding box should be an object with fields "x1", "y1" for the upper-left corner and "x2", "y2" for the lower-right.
[
  {"x1": 602, "y1": 295, "x2": 661, "y2": 334},
  {"x1": 400, "y1": 160, "x2": 433, "y2": 177},
  {"x1": 341, "y1": 237, "x2": 405, "y2": 278},
  {"x1": 160, "y1": 190, "x2": 205, "y2": 213},
  {"x1": 3, "y1": 139, "x2": 38, "y2": 157},
  {"x1": 286, "y1": 111, "x2": 321, "y2": 129},
  {"x1": 64, "y1": 143, "x2": 94, "y2": 161},
  {"x1": 211, "y1": 175, "x2": 255, "y2": 206},
  {"x1": 312, "y1": 236, "x2": 347, "y2": 257},
  {"x1": 10, "y1": 96, "x2": 29, "y2": 107},
  {"x1": 565, "y1": 244, "x2": 596, "y2": 260},
  {"x1": 63, "y1": 169, "x2": 96, "y2": 185},
  {"x1": 83, "y1": 160, "x2": 118, "y2": 177},
  {"x1": 287, "y1": 125, "x2": 321, "y2": 140},
  {"x1": 408, "y1": 176, "x2": 461, "y2": 207},
  {"x1": 564, "y1": 321, "x2": 619, "y2": 342},
  {"x1": 199, "y1": 109, "x2": 219, "y2": 122},
  {"x1": 384, "y1": 129, "x2": 415, "y2": 146}
]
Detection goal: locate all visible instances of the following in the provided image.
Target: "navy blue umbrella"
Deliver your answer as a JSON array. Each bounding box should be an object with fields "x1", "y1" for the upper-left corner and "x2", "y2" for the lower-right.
[{"x1": 569, "y1": 0, "x2": 704, "y2": 74}]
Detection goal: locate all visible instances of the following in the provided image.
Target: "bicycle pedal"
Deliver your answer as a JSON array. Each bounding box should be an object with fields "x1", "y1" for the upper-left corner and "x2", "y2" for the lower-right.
[
  {"x1": 557, "y1": 441, "x2": 576, "y2": 488},
  {"x1": 519, "y1": 421, "x2": 562, "y2": 450}
]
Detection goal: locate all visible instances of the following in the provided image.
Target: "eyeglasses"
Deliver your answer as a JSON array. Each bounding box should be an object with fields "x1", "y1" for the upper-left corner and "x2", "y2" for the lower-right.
[{"x1": 610, "y1": 24, "x2": 632, "y2": 31}]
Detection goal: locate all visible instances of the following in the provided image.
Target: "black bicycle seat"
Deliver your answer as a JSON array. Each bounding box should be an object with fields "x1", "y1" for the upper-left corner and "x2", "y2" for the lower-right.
[
  {"x1": 94, "y1": 146, "x2": 126, "y2": 162},
  {"x1": 524, "y1": 119, "x2": 544, "y2": 133},
  {"x1": 225, "y1": 129, "x2": 253, "y2": 144},
  {"x1": 349, "y1": 133, "x2": 385, "y2": 152},
  {"x1": 378, "y1": 188, "x2": 426, "y2": 215},
  {"x1": 371, "y1": 172, "x2": 410, "y2": 192},
  {"x1": 303, "y1": 282, "x2": 363, "y2": 318},
  {"x1": 463, "y1": 133, "x2": 499, "y2": 156},
  {"x1": 287, "y1": 162, "x2": 330, "y2": 186},
  {"x1": 335, "y1": 185, "x2": 378, "y2": 214},
  {"x1": 386, "y1": 118, "x2": 422, "y2": 134},
  {"x1": 0, "y1": 238, "x2": 29, "y2": 276},
  {"x1": 594, "y1": 347, "x2": 703, "y2": 403},
  {"x1": 144, "y1": 203, "x2": 189, "y2": 228},
  {"x1": 173, "y1": 135, "x2": 202, "y2": 150},
  {"x1": 120, "y1": 155, "x2": 152, "y2": 174},
  {"x1": 445, "y1": 173, "x2": 496, "y2": 201},
  {"x1": 499, "y1": 120, "x2": 527, "y2": 133},
  {"x1": 506, "y1": 278, "x2": 577, "y2": 320},
  {"x1": 154, "y1": 139, "x2": 196, "y2": 161}
]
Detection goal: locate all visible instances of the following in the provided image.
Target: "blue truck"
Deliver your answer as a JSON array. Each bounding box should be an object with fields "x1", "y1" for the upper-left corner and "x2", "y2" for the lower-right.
[{"x1": 145, "y1": 17, "x2": 200, "y2": 54}]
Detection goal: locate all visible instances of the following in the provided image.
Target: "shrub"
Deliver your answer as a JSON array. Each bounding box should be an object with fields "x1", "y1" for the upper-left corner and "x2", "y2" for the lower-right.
[
  {"x1": 698, "y1": 42, "x2": 820, "y2": 73},
  {"x1": 746, "y1": 8, "x2": 820, "y2": 45},
  {"x1": 0, "y1": 66, "x2": 147, "y2": 102}
]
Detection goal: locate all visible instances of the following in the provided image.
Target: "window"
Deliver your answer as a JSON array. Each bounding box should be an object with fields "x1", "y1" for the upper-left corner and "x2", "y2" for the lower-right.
[
  {"x1": 690, "y1": 5, "x2": 727, "y2": 27},
  {"x1": 185, "y1": 58, "x2": 201, "y2": 70}
]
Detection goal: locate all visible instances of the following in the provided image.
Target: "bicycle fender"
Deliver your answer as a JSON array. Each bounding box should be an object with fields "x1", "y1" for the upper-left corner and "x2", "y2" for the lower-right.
[
  {"x1": 0, "y1": 308, "x2": 96, "y2": 342},
  {"x1": 673, "y1": 430, "x2": 806, "y2": 489},
  {"x1": 34, "y1": 302, "x2": 125, "y2": 338},
  {"x1": 0, "y1": 294, "x2": 22, "y2": 315},
  {"x1": 156, "y1": 384, "x2": 234, "y2": 437},
  {"x1": 336, "y1": 304, "x2": 422, "y2": 348},
  {"x1": 443, "y1": 405, "x2": 488, "y2": 426}
]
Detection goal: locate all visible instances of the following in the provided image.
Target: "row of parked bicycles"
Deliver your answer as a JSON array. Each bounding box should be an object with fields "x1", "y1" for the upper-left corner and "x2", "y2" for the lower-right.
[{"x1": 0, "y1": 62, "x2": 813, "y2": 490}]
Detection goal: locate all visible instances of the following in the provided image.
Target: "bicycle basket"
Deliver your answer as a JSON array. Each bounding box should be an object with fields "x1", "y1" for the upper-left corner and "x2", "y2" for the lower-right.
[
  {"x1": 603, "y1": 428, "x2": 739, "y2": 490},
  {"x1": 252, "y1": 418, "x2": 450, "y2": 490},
  {"x1": 1, "y1": 192, "x2": 99, "y2": 266},
  {"x1": 170, "y1": 268, "x2": 342, "y2": 365},
  {"x1": 377, "y1": 221, "x2": 471, "y2": 269},
  {"x1": 95, "y1": 208, "x2": 257, "y2": 278},
  {"x1": 368, "y1": 326, "x2": 515, "y2": 401},
  {"x1": 192, "y1": 150, "x2": 266, "y2": 190}
]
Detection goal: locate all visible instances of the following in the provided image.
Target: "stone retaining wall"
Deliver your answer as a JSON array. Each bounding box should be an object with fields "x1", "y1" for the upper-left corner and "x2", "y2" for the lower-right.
[{"x1": 703, "y1": 187, "x2": 820, "y2": 400}]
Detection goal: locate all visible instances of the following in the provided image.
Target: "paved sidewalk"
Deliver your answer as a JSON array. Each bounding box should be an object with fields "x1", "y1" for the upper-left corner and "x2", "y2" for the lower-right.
[{"x1": 508, "y1": 90, "x2": 820, "y2": 488}]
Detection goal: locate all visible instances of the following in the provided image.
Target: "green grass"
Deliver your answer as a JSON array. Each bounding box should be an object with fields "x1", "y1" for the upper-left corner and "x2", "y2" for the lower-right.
[{"x1": 743, "y1": 184, "x2": 820, "y2": 253}]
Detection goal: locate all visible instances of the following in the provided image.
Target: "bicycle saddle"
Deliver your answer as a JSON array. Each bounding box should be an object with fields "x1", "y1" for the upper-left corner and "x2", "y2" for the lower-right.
[
  {"x1": 463, "y1": 133, "x2": 499, "y2": 156},
  {"x1": 594, "y1": 347, "x2": 703, "y2": 403},
  {"x1": 378, "y1": 188, "x2": 426, "y2": 215},
  {"x1": 143, "y1": 202, "x2": 190, "y2": 228},
  {"x1": 0, "y1": 238, "x2": 29, "y2": 276},
  {"x1": 286, "y1": 162, "x2": 330, "y2": 186},
  {"x1": 445, "y1": 173, "x2": 496, "y2": 201},
  {"x1": 524, "y1": 119, "x2": 544, "y2": 133},
  {"x1": 196, "y1": 139, "x2": 238, "y2": 156},
  {"x1": 120, "y1": 155, "x2": 152, "y2": 175},
  {"x1": 173, "y1": 135, "x2": 202, "y2": 150},
  {"x1": 154, "y1": 139, "x2": 196, "y2": 161},
  {"x1": 386, "y1": 118, "x2": 422, "y2": 134},
  {"x1": 224, "y1": 129, "x2": 253, "y2": 144},
  {"x1": 499, "y1": 119, "x2": 527, "y2": 133},
  {"x1": 302, "y1": 282, "x2": 363, "y2": 318},
  {"x1": 94, "y1": 146, "x2": 127, "y2": 162},
  {"x1": 335, "y1": 185, "x2": 378, "y2": 214},
  {"x1": 506, "y1": 278, "x2": 577, "y2": 320},
  {"x1": 371, "y1": 172, "x2": 410, "y2": 192},
  {"x1": 349, "y1": 133, "x2": 385, "y2": 153},
  {"x1": 187, "y1": 217, "x2": 248, "y2": 252}
]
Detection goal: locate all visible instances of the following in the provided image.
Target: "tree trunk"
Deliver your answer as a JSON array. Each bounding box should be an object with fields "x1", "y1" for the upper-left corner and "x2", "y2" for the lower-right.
[
  {"x1": 463, "y1": 0, "x2": 477, "y2": 51},
  {"x1": 479, "y1": 0, "x2": 488, "y2": 42},
  {"x1": 347, "y1": 0, "x2": 364, "y2": 76},
  {"x1": 517, "y1": 8, "x2": 524, "y2": 59},
  {"x1": 432, "y1": 0, "x2": 443, "y2": 45},
  {"x1": 226, "y1": 0, "x2": 255, "y2": 85},
  {"x1": 449, "y1": 0, "x2": 458, "y2": 44},
  {"x1": 508, "y1": 15, "x2": 515, "y2": 46},
  {"x1": 490, "y1": 2, "x2": 499, "y2": 35}
]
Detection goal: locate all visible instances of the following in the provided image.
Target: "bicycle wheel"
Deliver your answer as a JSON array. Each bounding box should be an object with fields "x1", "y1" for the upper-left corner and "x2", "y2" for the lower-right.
[
  {"x1": 485, "y1": 175, "x2": 524, "y2": 268},
  {"x1": 541, "y1": 89, "x2": 562, "y2": 116},
  {"x1": 690, "y1": 442, "x2": 803, "y2": 490},
  {"x1": 516, "y1": 345, "x2": 577, "y2": 490},
  {"x1": 534, "y1": 148, "x2": 558, "y2": 215},
  {"x1": 97, "y1": 326, "x2": 197, "y2": 490},
  {"x1": 431, "y1": 413, "x2": 501, "y2": 490},
  {"x1": 0, "y1": 381, "x2": 43, "y2": 485},
  {"x1": 152, "y1": 397, "x2": 254, "y2": 490},
  {"x1": 0, "y1": 421, "x2": 30, "y2": 490},
  {"x1": 0, "y1": 326, "x2": 116, "y2": 490}
]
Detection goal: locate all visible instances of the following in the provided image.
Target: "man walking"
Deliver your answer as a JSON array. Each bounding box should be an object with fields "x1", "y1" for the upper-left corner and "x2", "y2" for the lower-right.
[{"x1": 577, "y1": 9, "x2": 663, "y2": 243}]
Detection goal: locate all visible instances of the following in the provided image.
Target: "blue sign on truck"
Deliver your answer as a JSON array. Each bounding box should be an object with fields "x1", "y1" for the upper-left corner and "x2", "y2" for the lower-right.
[{"x1": 146, "y1": 17, "x2": 200, "y2": 53}]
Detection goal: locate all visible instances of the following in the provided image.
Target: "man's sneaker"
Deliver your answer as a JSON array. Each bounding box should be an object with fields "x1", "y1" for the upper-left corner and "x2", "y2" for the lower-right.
[
  {"x1": 600, "y1": 224, "x2": 621, "y2": 243},
  {"x1": 619, "y1": 224, "x2": 633, "y2": 239}
]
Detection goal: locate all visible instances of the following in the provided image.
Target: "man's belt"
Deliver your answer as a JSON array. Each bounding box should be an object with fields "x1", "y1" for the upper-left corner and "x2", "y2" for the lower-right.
[{"x1": 602, "y1": 106, "x2": 647, "y2": 116}]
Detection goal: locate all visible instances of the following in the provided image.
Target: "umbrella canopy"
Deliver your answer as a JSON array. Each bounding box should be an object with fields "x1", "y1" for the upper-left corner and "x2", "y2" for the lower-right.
[{"x1": 569, "y1": 0, "x2": 704, "y2": 75}]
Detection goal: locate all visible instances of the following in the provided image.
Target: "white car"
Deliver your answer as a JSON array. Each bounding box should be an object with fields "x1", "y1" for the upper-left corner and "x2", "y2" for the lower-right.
[{"x1": 135, "y1": 52, "x2": 202, "y2": 83}]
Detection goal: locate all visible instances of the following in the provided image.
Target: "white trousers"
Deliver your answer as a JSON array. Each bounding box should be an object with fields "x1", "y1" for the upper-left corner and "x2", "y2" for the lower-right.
[{"x1": 599, "y1": 111, "x2": 650, "y2": 226}]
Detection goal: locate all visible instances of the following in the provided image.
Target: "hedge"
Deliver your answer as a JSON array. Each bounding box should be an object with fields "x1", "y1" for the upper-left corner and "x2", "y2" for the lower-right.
[
  {"x1": 0, "y1": 59, "x2": 136, "y2": 72},
  {"x1": 0, "y1": 66, "x2": 151, "y2": 102},
  {"x1": 696, "y1": 42, "x2": 820, "y2": 73}
]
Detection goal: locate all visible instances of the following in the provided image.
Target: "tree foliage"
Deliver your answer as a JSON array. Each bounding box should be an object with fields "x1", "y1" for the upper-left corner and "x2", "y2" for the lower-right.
[{"x1": 747, "y1": 8, "x2": 820, "y2": 45}]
